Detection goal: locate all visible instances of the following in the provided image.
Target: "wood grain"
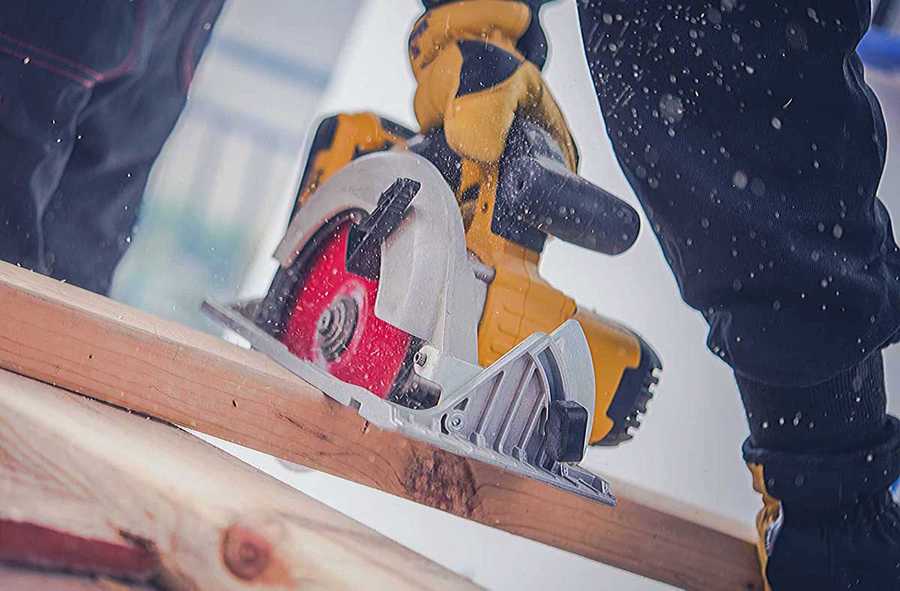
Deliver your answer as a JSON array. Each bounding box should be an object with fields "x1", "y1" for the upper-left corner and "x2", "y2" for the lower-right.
[
  {"x1": 0, "y1": 262, "x2": 763, "y2": 590},
  {"x1": 0, "y1": 369, "x2": 476, "y2": 590}
]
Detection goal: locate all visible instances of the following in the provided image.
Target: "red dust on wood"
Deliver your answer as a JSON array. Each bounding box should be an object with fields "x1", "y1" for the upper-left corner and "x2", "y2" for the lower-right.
[{"x1": 0, "y1": 519, "x2": 159, "y2": 581}]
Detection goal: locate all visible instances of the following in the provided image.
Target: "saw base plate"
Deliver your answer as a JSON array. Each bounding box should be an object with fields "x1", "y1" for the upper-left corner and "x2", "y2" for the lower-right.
[{"x1": 203, "y1": 298, "x2": 616, "y2": 507}]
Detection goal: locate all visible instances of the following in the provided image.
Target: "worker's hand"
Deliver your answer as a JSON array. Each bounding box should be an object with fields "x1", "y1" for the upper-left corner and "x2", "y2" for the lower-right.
[{"x1": 408, "y1": 0, "x2": 577, "y2": 172}]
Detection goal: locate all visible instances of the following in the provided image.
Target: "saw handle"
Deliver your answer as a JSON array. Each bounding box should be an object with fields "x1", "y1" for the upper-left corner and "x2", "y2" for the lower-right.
[{"x1": 411, "y1": 118, "x2": 640, "y2": 256}]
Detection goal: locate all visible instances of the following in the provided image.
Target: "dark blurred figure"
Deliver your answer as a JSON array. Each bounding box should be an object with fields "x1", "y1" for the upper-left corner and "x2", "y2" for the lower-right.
[{"x1": 0, "y1": 0, "x2": 225, "y2": 294}]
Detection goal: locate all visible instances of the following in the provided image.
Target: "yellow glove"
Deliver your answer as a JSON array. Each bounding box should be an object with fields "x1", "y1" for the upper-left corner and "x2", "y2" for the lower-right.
[{"x1": 408, "y1": 0, "x2": 577, "y2": 172}]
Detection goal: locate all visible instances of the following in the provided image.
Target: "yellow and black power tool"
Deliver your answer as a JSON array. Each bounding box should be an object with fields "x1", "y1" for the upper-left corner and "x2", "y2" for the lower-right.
[{"x1": 262, "y1": 112, "x2": 661, "y2": 447}]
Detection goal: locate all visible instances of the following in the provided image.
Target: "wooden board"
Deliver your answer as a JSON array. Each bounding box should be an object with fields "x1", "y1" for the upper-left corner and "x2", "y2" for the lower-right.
[
  {"x1": 0, "y1": 262, "x2": 763, "y2": 590},
  {"x1": 0, "y1": 369, "x2": 476, "y2": 591}
]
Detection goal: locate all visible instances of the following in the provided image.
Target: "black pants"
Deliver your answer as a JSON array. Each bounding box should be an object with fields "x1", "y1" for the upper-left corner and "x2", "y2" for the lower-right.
[
  {"x1": 574, "y1": 1, "x2": 900, "y2": 456},
  {"x1": 0, "y1": 0, "x2": 224, "y2": 295}
]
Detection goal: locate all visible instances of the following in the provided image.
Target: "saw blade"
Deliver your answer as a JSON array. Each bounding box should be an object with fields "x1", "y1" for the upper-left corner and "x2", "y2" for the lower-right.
[{"x1": 258, "y1": 212, "x2": 422, "y2": 403}]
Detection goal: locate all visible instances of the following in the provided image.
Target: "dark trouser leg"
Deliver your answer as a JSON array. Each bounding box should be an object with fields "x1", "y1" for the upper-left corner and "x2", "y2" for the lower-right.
[
  {"x1": 0, "y1": 0, "x2": 224, "y2": 295},
  {"x1": 577, "y1": 0, "x2": 899, "y2": 391},
  {"x1": 41, "y1": 0, "x2": 225, "y2": 295},
  {"x1": 576, "y1": 0, "x2": 900, "y2": 453},
  {"x1": 0, "y1": 2, "x2": 99, "y2": 274},
  {"x1": 577, "y1": 1, "x2": 900, "y2": 587}
]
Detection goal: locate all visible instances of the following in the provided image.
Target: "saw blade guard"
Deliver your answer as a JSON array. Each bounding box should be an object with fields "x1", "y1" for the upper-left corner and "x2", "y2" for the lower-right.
[{"x1": 274, "y1": 151, "x2": 481, "y2": 365}]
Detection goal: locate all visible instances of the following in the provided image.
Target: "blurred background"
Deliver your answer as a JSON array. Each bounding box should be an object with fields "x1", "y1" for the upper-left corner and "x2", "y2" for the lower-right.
[
  {"x1": 107, "y1": 1, "x2": 900, "y2": 589},
  {"x1": 111, "y1": 0, "x2": 362, "y2": 331}
]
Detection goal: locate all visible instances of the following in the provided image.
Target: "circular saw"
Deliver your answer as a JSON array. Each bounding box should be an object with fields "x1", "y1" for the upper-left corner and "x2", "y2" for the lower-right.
[{"x1": 203, "y1": 113, "x2": 662, "y2": 506}]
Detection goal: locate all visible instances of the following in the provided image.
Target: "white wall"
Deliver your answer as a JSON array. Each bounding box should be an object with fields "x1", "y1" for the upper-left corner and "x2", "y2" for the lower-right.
[{"x1": 112, "y1": 1, "x2": 362, "y2": 331}]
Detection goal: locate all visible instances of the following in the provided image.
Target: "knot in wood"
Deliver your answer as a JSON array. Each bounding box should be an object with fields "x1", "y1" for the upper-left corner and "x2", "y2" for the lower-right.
[
  {"x1": 404, "y1": 448, "x2": 479, "y2": 518},
  {"x1": 222, "y1": 524, "x2": 272, "y2": 580}
]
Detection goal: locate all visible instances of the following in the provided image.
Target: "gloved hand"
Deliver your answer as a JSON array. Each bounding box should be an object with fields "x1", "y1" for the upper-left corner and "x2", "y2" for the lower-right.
[{"x1": 408, "y1": 0, "x2": 577, "y2": 172}]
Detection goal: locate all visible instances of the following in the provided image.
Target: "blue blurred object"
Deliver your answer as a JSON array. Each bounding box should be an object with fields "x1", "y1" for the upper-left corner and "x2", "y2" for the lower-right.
[{"x1": 859, "y1": 27, "x2": 900, "y2": 71}]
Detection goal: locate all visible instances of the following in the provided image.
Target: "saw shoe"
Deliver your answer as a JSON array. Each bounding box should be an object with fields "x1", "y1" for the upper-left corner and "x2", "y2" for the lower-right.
[{"x1": 739, "y1": 352, "x2": 900, "y2": 590}]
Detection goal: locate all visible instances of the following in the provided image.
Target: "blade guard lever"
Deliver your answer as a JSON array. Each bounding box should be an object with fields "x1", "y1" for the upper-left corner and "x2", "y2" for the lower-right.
[{"x1": 346, "y1": 177, "x2": 420, "y2": 278}]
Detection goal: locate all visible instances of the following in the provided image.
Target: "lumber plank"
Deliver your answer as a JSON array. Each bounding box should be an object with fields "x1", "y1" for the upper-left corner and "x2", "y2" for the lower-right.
[
  {"x1": 0, "y1": 262, "x2": 763, "y2": 590},
  {"x1": 0, "y1": 369, "x2": 477, "y2": 591}
]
